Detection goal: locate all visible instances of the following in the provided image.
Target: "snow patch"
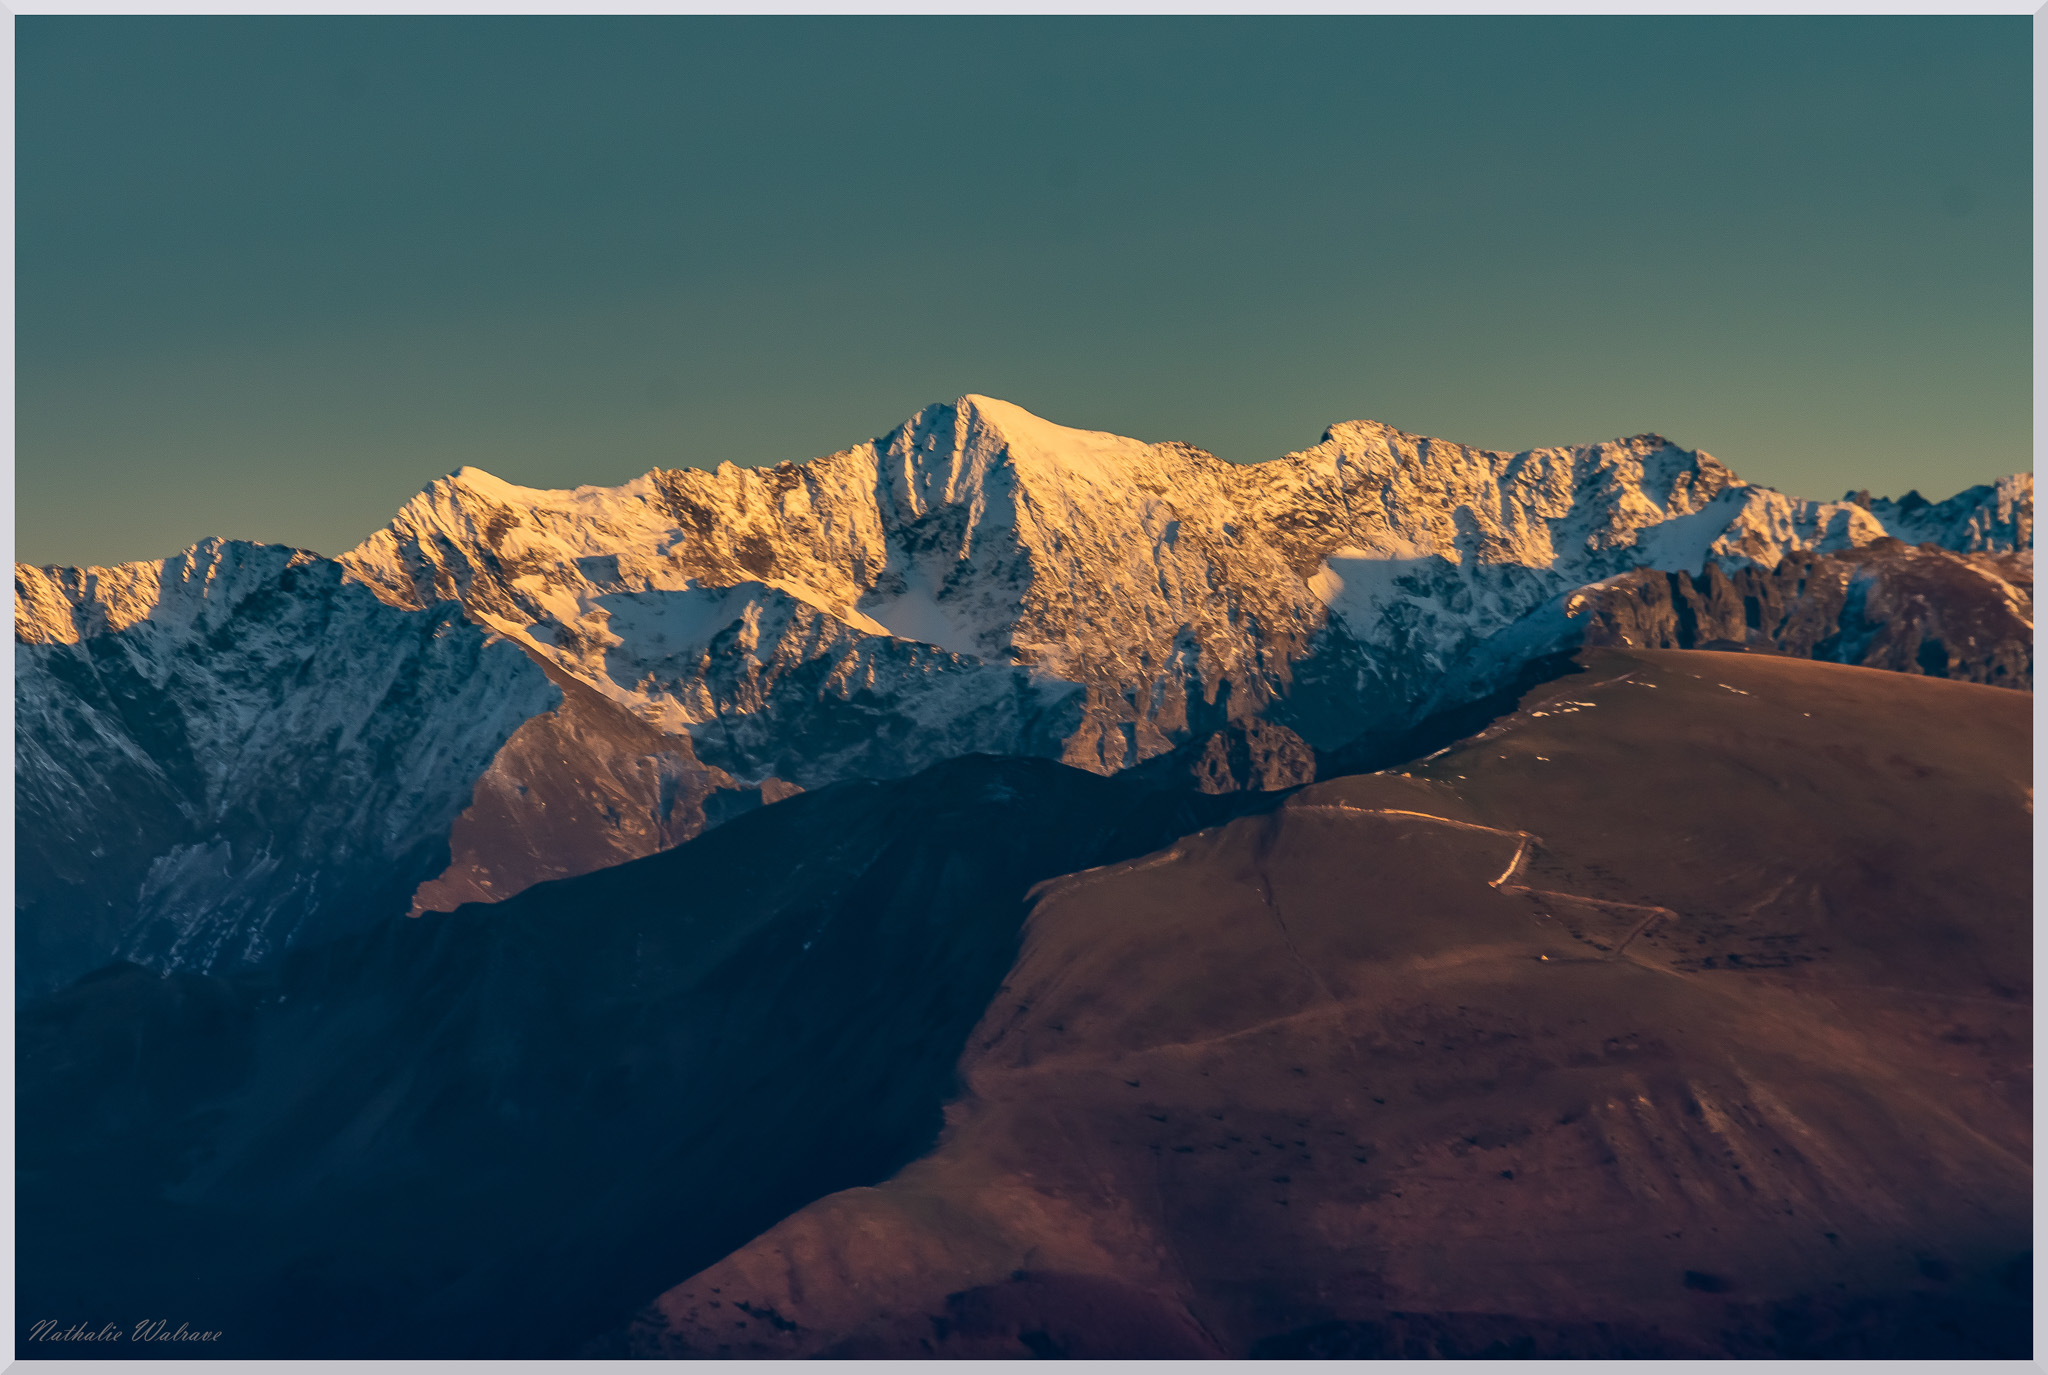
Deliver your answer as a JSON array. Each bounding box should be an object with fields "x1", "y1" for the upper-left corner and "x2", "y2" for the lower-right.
[{"x1": 860, "y1": 573, "x2": 989, "y2": 657}]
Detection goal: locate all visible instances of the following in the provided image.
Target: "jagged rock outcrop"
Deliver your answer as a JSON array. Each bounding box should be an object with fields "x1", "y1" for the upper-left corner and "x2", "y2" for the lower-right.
[
  {"x1": 1564, "y1": 542, "x2": 2031, "y2": 689},
  {"x1": 1123, "y1": 718, "x2": 1319, "y2": 795},
  {"x1": 1849, "y1": 477, "x2": 2032, "y2": 554}
]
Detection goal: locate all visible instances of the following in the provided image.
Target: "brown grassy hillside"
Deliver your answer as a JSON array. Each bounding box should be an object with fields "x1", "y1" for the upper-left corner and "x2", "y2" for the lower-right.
[{"x1": 620, "y1": 648, "x2": 2031, "y2": 1359}]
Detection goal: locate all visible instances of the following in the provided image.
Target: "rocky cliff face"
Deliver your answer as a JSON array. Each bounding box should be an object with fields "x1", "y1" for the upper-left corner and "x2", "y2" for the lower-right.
[
  {"x1": 1566, "y1": 542, "x2": 2032, "y2": 689},
  {"x1": 17, "y1": 397, "x2": 2031, "y2": 989}
]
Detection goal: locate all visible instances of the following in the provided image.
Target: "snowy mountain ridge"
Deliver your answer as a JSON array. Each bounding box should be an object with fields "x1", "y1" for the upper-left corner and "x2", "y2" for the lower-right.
[
  {"x1": 15, "y1": 396, "x2": 2031, "y2": 990},
  {"x1": 334, "y1": 395, "x2": 2021, "y2": 776}
]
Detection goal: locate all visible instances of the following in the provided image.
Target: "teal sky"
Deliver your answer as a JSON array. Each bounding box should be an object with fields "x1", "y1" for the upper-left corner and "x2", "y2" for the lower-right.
[{"x1": 17, "y1": 16, "x2": 2032, "y2": 569}]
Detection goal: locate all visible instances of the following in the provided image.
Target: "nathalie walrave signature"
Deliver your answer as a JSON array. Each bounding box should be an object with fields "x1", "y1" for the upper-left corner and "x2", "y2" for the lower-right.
[{"x1": 29, "y1": 1319, "x2": 222, "y2": 1343}]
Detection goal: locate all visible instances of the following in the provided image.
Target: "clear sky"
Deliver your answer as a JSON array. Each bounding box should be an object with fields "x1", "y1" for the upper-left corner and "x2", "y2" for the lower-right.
[{"x1": 16, "y1": 16, "x2": 2031, "y2": 568}]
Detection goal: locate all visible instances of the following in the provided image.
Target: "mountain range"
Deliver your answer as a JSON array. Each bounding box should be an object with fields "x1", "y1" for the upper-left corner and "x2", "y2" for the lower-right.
[
  {"x1": 15, "y1": 396, "x2": 2033, "y2": 1359},
  {"x1": 15, "y1": 397, "x2": 2031, "y2": 997}
]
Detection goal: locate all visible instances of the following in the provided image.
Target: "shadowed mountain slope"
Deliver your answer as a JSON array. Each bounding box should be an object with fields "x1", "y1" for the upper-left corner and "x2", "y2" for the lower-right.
[
  {"x1": 16, "y1": 755, "x2": 1286, "y2": 1359},
  {"x1": 13, "y1": 543, "x2": 558, "y2": 997},
  {"x1": 614, "y1": 648, "x2": 2031, "y2": 1360},
  {"x1": 1565, "y1": 540, "x2": 2031, "y2": 689}
]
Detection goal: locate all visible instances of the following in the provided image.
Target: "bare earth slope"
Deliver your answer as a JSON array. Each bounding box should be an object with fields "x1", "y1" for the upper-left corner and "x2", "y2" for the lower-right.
[
  {"x1": 407, "y1": 655, "x2": 797, "y2": 916},
  {"x1": 619, "y1": 648, "x2": 2031, "y2": 1359}
]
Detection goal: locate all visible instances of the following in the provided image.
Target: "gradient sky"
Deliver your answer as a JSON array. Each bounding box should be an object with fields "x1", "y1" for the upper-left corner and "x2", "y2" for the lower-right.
[{"x1": 17, "y1": 16, "x2": 2031, "y2": 569}]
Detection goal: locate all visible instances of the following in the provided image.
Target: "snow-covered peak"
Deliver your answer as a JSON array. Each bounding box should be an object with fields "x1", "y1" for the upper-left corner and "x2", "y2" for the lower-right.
[
  {"x1": 342, "y1": 463, "x2": 685, "y2": 626},
  {"x1": 866, "y1": 394, "x2": 1178, "y2": 528},
  {"x1": 446, "y1": 465, "x2": 543, "y2": 503},
  {"x1": 947, "y1": 393, "x2": 1163, "y2": 477},
  {"x1": 1856, "y1": 472, "x2": 2033, "y2": 554},
  {"x1": 15, "y1": 538, "x2": 329, "y2": 646},
  {"x1": 440, "y1": 464, "x2": 669, "y2": 514}
]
